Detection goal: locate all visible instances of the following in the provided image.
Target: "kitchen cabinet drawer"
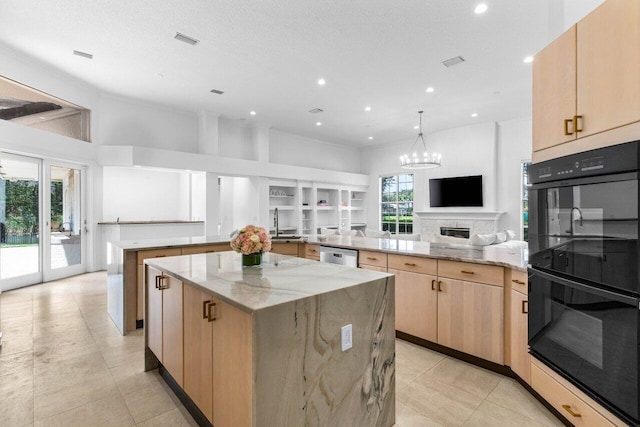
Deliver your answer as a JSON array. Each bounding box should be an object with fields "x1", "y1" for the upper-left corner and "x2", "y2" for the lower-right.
[
  {"x1": 438, "y1": 260, "x2": 503, "y2": 287},
  {"x1": 507, "y1": 268, "x2": 528, "y2": 295},
  {"x1": 359, "y1": 250, "x2": 387, "y2": 269},
  {"x1": 181, "y1": 244, "x2": 228, "y2": 255},
  {"x1": 531, "y1": 359, "x2": 622, "y2": 427},
  {"x1": 304, "y1": 244, "x2": 321, "y2": 258},
  {"x1": 360, "y1": 264, "x2": 387, "y2": 273},
  {"x1": 388, "y1": 254, "x2": 436, "y2": 275},
  {"x1": 137, "y1": 248, "x2": 182, "y2": 265},
  {"x1": 270, "y1": 243, "x2": 299, "y2": 256}
]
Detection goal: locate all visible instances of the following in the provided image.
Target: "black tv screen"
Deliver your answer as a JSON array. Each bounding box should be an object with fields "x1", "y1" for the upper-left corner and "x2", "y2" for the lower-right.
[{"x1": 429, "y1": 175, "x2": 483, "y2": 207}]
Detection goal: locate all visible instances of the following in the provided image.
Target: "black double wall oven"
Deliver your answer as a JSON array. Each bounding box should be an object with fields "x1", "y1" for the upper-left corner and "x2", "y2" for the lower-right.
[{"x1": 528, "y1": 141, "x2": 640, "y2": 425}]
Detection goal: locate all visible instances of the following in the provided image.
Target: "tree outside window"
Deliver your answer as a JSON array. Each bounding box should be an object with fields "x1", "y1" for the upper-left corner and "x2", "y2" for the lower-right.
[{"x1": 381, "y1": 174, "x2": 414, "y2": 234}]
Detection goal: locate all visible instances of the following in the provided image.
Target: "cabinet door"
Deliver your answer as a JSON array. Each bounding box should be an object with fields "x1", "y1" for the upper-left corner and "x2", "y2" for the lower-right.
[
  {"x1": 162, "y1": 275, "x2": 184, "y2": 387},
  {"x1": 146, "y1": 266, "x2": 163, "y2": 362},
  {"x1": 183, "y1": 284, "x2": 214, "y2": 423},
  {"x1": 437, "y1": 278, "x2": 504, "y2": 364},
  {"x1": 533, "y1": 25, "x2": 577, "y2": 151},
  {"x1": 389, "y1": 268, "x2": 437, "y2": 342},
  {"x1": 510, "y1": 290, "x2": 530, "y2": 383},
  {"x1": 212, "y1": 299, "x2": 253, "y2": 427},
  {"x1": 577, "y1": 0, "x2": 640, "y2": 138}
]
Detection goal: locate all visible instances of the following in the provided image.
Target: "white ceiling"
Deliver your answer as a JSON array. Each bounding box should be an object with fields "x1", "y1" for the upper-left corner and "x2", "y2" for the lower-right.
[{"x1": 0, "y1": 1, "x2": 560, "y2": 147}]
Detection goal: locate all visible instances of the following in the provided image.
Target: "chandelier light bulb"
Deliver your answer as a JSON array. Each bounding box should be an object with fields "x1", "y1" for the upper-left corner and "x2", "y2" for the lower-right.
[{"x1": 400, "y1": 111, "x2": 442, "y2": 169}]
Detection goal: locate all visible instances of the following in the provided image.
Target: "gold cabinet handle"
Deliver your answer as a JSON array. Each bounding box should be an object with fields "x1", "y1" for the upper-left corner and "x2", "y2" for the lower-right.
[
  {"x1": 437, "y1": 281, "x2": 443, "y2": 292},
  {"x1": 522, "y1": 300, "x2": 528, "y2": 314},
  {"x1": 431, "y1": 279, "x2": 436, "y2": 291},
  {"x1": 461, "y1": 270, "x2": 474, "y2": 274},
  {"x1": 156, "y1": 255, "x2": 166, "y2": 258},
  {"x1": 562, "y1": 405, "x2": 582, "y2": 418},
  {"x1": 564, "y1": 118, "x2": 574, "y2": 135},
  {"x1": 155, "y1": 275, "x2": 167, "y2": 290},
  {"x1": 155, "y1": 275, "x2": 161, "y2": 289},
  {"x1": 207, "y1": 302, "x2": 217, "y2": 322},
  {"x1": 367, "y1": 256, "x2": 377, "y2": 260},
  {"x1": 512, "y1": 279, "x2": 526, "y2": 285},
  {"x1": 404, "y1": 262, "x2": 416, "y2": 267},
  {"x1": 574, "y1": 115, "x2": 583, "y2": 133}
]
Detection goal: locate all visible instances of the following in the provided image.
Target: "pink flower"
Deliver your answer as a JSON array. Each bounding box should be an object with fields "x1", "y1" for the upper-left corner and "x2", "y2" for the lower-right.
[{"x1": 230, "y1": 225, "x2": 272, "y2": 255}]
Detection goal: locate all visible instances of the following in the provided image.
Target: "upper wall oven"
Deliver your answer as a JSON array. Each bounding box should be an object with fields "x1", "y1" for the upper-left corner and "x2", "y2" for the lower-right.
[{"x1": 528, "y1": 141, "x2": 640, "y2": 296}]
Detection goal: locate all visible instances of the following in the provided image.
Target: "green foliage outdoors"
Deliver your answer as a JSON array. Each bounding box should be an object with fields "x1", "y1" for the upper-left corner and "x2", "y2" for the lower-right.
[
  {"x1": 382, "y1": 215, "x2": 413, "y2": 223},
  {"x1": 2, "y1": 180, "x2": 63, "y2": 234}
]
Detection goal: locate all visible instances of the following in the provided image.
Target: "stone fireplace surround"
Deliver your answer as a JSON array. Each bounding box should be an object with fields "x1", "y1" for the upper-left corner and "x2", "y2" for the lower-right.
[{"x1": 415, "y1": 211, "x2": 505, "y2": 242}]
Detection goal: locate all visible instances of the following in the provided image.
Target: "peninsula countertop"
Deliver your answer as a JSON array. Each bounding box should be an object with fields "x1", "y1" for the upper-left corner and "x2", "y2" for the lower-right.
[{"x1": 145, "y1": 251, "x2": 392, "y2": 314}]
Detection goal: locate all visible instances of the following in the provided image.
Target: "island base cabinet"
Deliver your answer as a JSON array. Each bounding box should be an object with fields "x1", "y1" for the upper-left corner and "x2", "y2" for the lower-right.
[
  {"x1": 183, "y1": 285, "x2": 214, "y2": 423},
  {"x1": 509, "y1": 290, "x2": 529, "y2": 383},
  {"x1": 390, "y1": 268, "x2": 437, "y2": 342},
  {"x1": 146, "y1": 266, "x2": 163, "y2": 362},
  {"x1": 437, "y1": 278, "x2": 504, "y2": 365}
]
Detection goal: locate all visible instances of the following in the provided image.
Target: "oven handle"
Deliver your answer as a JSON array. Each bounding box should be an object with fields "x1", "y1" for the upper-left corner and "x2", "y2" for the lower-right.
[
  {"x1": 528, "y1": 266, "x2": 640, "y2": 307},
  {"x1": 529, "y1": 171, "x2": 638, "y2": 190}
]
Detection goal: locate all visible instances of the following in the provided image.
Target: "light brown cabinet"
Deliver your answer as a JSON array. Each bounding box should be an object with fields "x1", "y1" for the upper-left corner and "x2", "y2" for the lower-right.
[
  {"x1": 136, "y1": 248, "x2": 182, "y2": 323},
  {"x1": 181, "y1": 244, "x2": 229, "y2": 255},
  {"x1": 390, "y1": 268, "x2": 437, "y2": 342},
  {"x1": 505, "y1": 269, "x2": 530, "y2": 383},
  {"x1": 270, "y1": 242, "x2": 299, "y2": 255},
  {"x1": 303, "y1": 244, "x2": 321, "y2": 261},
  {"x1": 533, "y1": 0, "x2": 640, "y2": 156},
  {"x1": 358, "y1": 250, "x2": 388, "y2": 270},
  {"x1": 146, "y1": 266, "x2": 184, "y2": 386}
]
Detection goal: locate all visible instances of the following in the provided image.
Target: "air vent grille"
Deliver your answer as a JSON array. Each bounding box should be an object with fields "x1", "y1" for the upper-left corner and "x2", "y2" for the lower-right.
[
  {"x1": 73, "y1": 50, "x2": 93, "y2": 59},
  {"x1": 309, "y1": 108, "x2": 324, "y2": 114},
  {"x1": 441, "y1": 56, "x2": 465, "y2": 68},
  {"x1": 174, "y1": 32, "x2": 199, "y2": 45},
  {"x1": 210, "y1": 89, "x2": 224, "y2": 95}
]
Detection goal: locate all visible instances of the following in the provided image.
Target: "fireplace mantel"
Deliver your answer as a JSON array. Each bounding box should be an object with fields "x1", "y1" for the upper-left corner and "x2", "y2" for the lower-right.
[{"x1": 414, "y1": 211, "x2": 505, "y2": 241}]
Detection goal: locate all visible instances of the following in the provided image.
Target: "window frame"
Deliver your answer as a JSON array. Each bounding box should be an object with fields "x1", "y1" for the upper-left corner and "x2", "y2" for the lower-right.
[{"x1": 380, "y1": 173, "x2": 414, "y2": 235}]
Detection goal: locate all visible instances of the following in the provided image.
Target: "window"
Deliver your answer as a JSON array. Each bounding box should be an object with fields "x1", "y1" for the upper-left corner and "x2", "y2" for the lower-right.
[
  {"x1": 522, "y1": 161, "x2": 531, "y2": 241},
  {"x1": 381, "y1": 174, "x2": 414, "y2": 234}
]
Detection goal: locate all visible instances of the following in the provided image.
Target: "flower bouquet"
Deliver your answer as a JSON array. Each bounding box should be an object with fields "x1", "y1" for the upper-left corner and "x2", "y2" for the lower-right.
[{"x1": 230, "y1": 225, "x2": 272, "y2": 266}]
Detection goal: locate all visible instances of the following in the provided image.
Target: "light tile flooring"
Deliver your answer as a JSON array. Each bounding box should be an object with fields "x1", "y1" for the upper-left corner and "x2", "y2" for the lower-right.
[{"x1": 0, "y1": 272, "x2": 564, "y2": 427}]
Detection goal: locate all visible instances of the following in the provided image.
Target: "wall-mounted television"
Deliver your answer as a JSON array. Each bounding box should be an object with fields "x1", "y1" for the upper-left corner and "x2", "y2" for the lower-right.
[{"x1": 429, "y1": 175, "x2": 483, "y2": 207}]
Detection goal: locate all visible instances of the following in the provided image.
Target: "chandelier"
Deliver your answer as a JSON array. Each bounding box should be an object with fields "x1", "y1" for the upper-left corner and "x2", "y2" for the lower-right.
[{"x1": 400, "y1": 110, "x2": 441, "y2": 169}]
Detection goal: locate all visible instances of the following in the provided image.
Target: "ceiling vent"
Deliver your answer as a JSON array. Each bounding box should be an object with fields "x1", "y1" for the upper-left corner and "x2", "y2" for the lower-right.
[
  {"x1": 210, "y1": 89, "x2": 224, "y2": 95},
  {"x1": 73, "y1": 50, "x2": 93, "y2": 59},
  {"x1": 174, "y1": 32, "x2": 199, "y2": 46},
  {"x1": 441, "y1": 56, "x2": 465, "y2": 68},
  {"x1": 309, "y1": 108, "x2": 324, "y2": 114}
]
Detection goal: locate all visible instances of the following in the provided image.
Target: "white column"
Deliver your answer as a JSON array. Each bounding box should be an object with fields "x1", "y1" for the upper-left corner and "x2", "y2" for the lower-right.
[
  {"x1": 198, "y1": 110, "x2": 220, "y2": 156},
  {"x1": 204, "y1": 172, "x2": 220, "y2": 236},
  {"x1": 250, "y1": 123, "x2": 271, "y2": 163}
]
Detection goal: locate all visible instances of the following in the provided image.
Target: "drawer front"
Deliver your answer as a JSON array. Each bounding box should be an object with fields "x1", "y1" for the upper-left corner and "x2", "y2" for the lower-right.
[
  {"x1": 305, "y1": 244, "x2": 321, "y2": 258},
  {"x1": 438, "y1": 260, "x2": 503, "y2": 287},
  {"x1": 181, "y1": 244, "x2": 229, "y2": 255},
  {"x1": 359, "y1": 250, "x2": 388, "y2": 269},
  {"x1": 531, "y1": 362, "x2": 616, "y2": 427},
  {"x1": 270, "y1": 243, "x2": 299, "y2": 256},
  {"x1": 137, "y1": 248, "x2": 182, "y2": 265},
  {"x1": 360, "y1": 264, "x2": 387, "y2": 273},
  {"x1": 388, "y1": 254, "x2": 436, "y2": 275},
  {"x1": 507, "y1": 268, "x2": 528, "y2": 295}
]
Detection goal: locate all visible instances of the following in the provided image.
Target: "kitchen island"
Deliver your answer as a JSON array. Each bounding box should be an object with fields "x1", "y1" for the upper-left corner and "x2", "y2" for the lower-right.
[{"x1": 144, "y1": 251, "x2": 395, "y2": 427}]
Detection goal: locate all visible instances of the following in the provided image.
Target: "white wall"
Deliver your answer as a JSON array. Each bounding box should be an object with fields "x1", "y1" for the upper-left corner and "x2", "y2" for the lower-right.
[
  {"x1": 361, "y1": 122, "x2": 498, "y2": 231},
  {"x1": 218, "y1": 118, "x2": 255, "y2": 160},
  {"x1": 219, "y1": 176, "x2": 261, "y2": 235},
  {"x1": 269, "y1": 129, "x2": 362, "y2": 174},
  {"x1": 102, "y1": 167, "x2": 190, "y2": 221},
  {"x1": 496, "y1": 117, "x2": 532, "y2": 239},
  {"x1": 99, "y1": 95, "x2": 199, "y2": 152}
]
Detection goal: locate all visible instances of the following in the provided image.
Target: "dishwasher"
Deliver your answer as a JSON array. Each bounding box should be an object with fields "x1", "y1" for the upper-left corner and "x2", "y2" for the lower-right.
[{"x1": 319, "y1": 246, "x2": 358, "y2": 267}]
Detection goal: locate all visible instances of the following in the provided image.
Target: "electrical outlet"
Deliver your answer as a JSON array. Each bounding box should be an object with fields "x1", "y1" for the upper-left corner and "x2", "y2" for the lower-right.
[{"x1": 341, "y1": 324, "x2": 352, "y2": 351}]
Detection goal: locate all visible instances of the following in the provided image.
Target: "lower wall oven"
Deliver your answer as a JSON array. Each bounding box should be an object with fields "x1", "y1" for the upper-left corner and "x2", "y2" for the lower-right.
[{"x1": 528, "y1": 140, "x2": 640, "y2": 425}]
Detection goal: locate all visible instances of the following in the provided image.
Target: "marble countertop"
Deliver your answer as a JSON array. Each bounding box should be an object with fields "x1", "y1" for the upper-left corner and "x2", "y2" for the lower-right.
[
  {"x1": 306, "y1": 235, "x2": 529, "y2": 272},
  {"x1": 110, "y1": 234, "x2": 528, "y2": 271},
  {"x1": 145, "y1": 251, "x2": 391, "y2": 314},
  {"x1": 98, "y1": 220, "x2": 204, "y2": 225}
]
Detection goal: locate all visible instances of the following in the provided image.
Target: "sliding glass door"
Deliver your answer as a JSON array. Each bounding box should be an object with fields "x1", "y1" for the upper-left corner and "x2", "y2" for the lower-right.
[
  {"x1": 0, "y1": 154, "x2": 86, "y2": 290},
  {"x1": 0, "y1": 153, "x2": 42, "y2": 289}
]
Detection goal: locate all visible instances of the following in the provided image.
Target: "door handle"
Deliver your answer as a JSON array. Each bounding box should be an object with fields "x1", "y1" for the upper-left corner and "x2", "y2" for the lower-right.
[
  {"x1": 431, "y1": 279, "x2": 436, "y2": 291},
  {"x1": 562, "y1": 404, "x2": 582, "y2": 418},
  {"x1": 202, "y1": 300, "x2": 210, "y2": 319},
  {"x1": 564, "y1": 118, "x2": 574, "y2": 135},
  {"x1": 437, "y1": 281, "x2": 443, "y2": 292},
  {"x1": 573, "y1": 115, "x2": 583, "y2": 133},
  {"x1": 207, "y1": 302, "x2": 217, "y2": 322},
  {"x1": 522, "y1": 300, "x2": 528, "y2": 314}
]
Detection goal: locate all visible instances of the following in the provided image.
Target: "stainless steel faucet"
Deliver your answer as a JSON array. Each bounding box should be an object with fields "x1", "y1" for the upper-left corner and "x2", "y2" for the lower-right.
[
  {"x1": 567, "y1": 207, "x2": 583, "y2": 235},
  {"x1": 274, "y1": 208, "x2": 279, "y2": 236}
]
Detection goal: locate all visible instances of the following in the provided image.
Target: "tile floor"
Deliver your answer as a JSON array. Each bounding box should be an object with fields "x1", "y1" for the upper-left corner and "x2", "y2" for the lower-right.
[{"x1": 0, "y1": 272, "x2": 564, "y2": 427}]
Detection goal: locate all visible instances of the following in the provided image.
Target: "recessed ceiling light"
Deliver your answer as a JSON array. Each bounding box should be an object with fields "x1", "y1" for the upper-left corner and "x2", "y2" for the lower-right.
[
  {"x1": 134, "y1": 165, "x2": 141, "y2": 168},
  {"x1": 316, "y1": 122, "x2": 322, "y2": 126},
  {"x1": 368, "y1": 136, "x2": 373, "y2": 140},
  {"x1": 471, "y1": 113, "x2": 479, "y2": 118},
  {"x1": 426, "y1": 87, "x2": 435, "y2": 93},
  {"x1": 174, "y1": 32, "x2": 199, "y2": 45},
  {"x1": 250, "y1": 111, "x2": 256, "y2": 116},
  {"x1": 185, "y1": 169, "x2": 192, "y2": 173},
  {"x1": 474, "y1": 3, "x2": 488, "y2": 14},
  {"x1": 73, "y1": 50, "x2": 93, "y2": 59},
  {"x1": 414, "y1": 125, "x2": 419, "y2": 129},
  {"x1": 317, "y1": 78, "x2": 326, "y2": 86},
  {"x1": 523, "y1": 56, "x2": 534, "y2": 63},
  {"x1": 365, "y1": 106, "x2": 371, "y2": 111}
]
